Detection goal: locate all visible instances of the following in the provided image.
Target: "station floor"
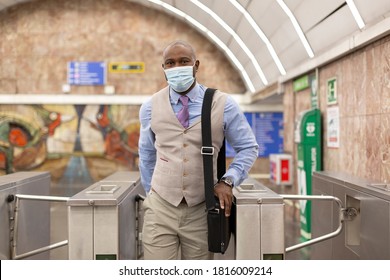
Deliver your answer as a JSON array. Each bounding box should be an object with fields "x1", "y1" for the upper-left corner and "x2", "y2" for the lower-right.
[{"x1": 48, "y1": 179, "x2": 310, "y2": 260}]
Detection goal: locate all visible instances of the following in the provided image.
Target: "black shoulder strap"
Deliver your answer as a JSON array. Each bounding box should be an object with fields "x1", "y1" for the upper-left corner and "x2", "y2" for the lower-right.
[
  {"x1": 218, "y1": 139, "x2": 226, "y2": 180},
  {"x1": 201, "y1": 88, "x2": 226, "y2": 210}
]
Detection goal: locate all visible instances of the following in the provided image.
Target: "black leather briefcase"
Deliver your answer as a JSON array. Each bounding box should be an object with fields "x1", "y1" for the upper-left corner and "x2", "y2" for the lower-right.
[{"x1": 207, "y1": 198, "x2": 235, "y2": 254}]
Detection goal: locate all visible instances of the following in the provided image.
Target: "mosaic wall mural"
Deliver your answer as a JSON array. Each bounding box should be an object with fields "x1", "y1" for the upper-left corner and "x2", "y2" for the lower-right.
[{"x1": 0, "y1": 104, "x2": 140, "y2": 189}]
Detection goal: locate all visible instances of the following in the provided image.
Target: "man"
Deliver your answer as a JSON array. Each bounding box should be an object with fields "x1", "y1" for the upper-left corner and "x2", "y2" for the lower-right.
[{"x1": 138, "y1": 40, "x2": 258, "y2": 260}]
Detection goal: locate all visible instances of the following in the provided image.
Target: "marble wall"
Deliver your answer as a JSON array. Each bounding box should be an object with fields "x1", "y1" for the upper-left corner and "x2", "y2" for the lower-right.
[
  {"x1": 1, "y1": 0, "x2": 272, "y2": 179},
  {"x1": 0, "y1": 0, "x2": 245, "y2": 95},
  {"x1": 283, "y1": 35, "x2": 390, "y2": 186}
]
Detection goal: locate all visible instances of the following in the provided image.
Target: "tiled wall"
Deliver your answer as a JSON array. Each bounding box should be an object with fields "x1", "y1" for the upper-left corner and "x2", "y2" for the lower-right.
[
  {"x1": 283, "y1": 35, "x2": 390, "y2": 187},
  {"x1": 0, "y1": 0, "x2": 245, "y2": 95}
]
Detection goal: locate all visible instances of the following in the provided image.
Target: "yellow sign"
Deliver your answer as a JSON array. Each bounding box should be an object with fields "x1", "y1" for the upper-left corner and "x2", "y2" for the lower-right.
[{"x1": 109, "y1": 62, "x2": 145, "y2": 73}]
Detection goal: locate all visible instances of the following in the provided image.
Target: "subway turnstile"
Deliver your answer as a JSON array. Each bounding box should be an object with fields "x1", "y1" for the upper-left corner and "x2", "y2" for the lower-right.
[
  {"x1": 67, "y1": 171, "x2": 145, "y2": 260},
  {"x1": 1, "y1": 171, "x2": 356, "y2": 260},
  {"x1": 234, "y1": 178, "x2": 285, "y2": 260},
  {"x1": 0, "y1": 172, "x2": 51, "y2": 260},
  {"x1": 233, "y1": 179, "x2": 346, "y2": 259}
]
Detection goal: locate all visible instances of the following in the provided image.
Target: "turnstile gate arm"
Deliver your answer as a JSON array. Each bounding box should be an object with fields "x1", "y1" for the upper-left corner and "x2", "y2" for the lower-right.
[
  {"x1": 281, "y1": 194, "x2": 345, "y2": 253},
  {"x1": 10, "y1": 194, "x2": 70, "y2": 260}
]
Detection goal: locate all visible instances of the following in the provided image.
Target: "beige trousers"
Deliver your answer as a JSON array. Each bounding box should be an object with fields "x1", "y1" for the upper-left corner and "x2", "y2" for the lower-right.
[{"x1": 142, "y1": 191, "x2": 212, "y2": 260}]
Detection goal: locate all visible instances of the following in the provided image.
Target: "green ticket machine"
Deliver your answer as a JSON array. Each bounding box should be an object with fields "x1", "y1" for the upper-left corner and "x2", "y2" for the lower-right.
[{"x1": 294, "y1": 108, "x2": 322, "y2": 240}]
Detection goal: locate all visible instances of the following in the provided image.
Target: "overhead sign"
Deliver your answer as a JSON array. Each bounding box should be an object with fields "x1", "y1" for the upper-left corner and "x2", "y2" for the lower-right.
[
  {"x1": 226, "y1": 112, "x2": 284, "y2": 157},
  {"x1": 68, "y1": 61, "x2": 106, "y2": 86},
  {"x1": 109, "y1": 62, "x2": 145, "y2": 73},
  {"x1": 293, "y1": 75, "x2": 309, "y2": 92}
]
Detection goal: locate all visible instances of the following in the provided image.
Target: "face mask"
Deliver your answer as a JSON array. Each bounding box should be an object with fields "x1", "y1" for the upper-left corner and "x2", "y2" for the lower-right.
[{"x1": 164, "y1": 65, "x2": 195, "y2": 93}]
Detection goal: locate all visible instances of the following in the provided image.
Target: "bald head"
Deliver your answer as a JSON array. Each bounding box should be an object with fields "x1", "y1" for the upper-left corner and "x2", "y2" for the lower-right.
[
  {"x1": 163, "y1": 40, "x2": 197, "y2": 62},
  {"x1": 162, "y1": 40, "x2": 200, "y2": 73}
]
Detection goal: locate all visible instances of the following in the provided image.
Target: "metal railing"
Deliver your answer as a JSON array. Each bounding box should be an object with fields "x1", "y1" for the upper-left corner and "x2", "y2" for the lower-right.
[
  {"x1": 281, "y1": 194, "x2": 355, "y2": 253},
  {"x1": 9, "y1": 194, "x2": 70, "y2": 260}
]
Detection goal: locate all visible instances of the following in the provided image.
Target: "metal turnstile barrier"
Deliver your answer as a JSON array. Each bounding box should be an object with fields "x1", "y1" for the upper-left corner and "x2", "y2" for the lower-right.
[
  {"x1": 67, "y1": 171, "x2": 145, "y2": 260},
  {"x1": 234, "y1": 178, "x2": 285, "y2": 260},
  {"x1": 11, "y1": 194, "x2": 69, "y2": 260},
  {"x1": 2, "y1": 171, "x2": 354, "y2": 260},
  {"x1": 0, "y1": 172, "x2": 56, "y2": 260},
  {"x1": 234, "y1": 178, "x2": 351, "y2": 260},
  {"x1": 312, "y1": 171, "x2": 390, "y2": 259},
  {"x1": 1, "y1": 171, "x2": 145, "y2": 260},
  {"x1": 281, "y1": 194, "x2": 347, "y2": 253}
]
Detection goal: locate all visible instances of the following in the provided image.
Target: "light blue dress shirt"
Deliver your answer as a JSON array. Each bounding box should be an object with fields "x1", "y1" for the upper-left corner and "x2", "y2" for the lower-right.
[{"x1": 138, "y1": 83, "x2": 259, "y2": 193}]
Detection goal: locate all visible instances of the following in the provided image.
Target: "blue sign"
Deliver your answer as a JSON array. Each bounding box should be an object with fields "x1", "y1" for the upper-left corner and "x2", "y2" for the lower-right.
[
  {"x1": 226, "y1": 112, "x2": 284, "y2": 157},
  {"x1": 68, "y1": 61, "x2": 106, "y2": 86}
]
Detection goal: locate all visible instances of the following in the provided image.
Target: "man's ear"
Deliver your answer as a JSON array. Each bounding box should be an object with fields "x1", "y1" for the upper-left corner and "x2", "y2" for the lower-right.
[
  {"x1": 195, "y1": 60, "x2": 200, "y2": 72},
  {"x1": 193, "y1": 60, "x2": 200, "y2": 77},
  {"x1": 162, "y1": 64, "x2": 168, "y2": 80}
]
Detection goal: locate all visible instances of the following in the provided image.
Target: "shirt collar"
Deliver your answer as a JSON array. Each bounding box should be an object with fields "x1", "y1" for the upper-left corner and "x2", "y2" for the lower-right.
[{"x1": 170, "y1": 83, "x2": 200, "y2": 105}]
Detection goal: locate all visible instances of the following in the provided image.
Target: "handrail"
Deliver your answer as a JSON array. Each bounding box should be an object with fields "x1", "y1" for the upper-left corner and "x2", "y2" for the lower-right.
[
  {"x1": 12, "y1": 240, "x2": 69, "y2": 260},
  {"x1": 14, "y1": 194, "x2": 70, "y2": 202},
  {"x1": 11, "y1": 194, "x2": 70, "y2": 260},
  {"x1": 280, "y1": 194, "x2": 345, "y2": 253}
]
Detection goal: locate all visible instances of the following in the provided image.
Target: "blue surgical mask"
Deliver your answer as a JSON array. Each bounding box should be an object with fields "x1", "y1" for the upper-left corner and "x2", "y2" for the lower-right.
[{"x1": 164, "y1": 65, "x2": 195, "y2": 93}]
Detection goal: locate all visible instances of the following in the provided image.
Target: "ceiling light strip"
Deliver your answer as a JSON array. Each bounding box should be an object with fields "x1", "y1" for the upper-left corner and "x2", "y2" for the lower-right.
[
  {"x1": 229, "y1": 0, "x2": 286, "y2": 75},
  {"x1": 206, "y1": 32, "x2": 255, "y2": 92},
  {"x1": 189, "y1": 0, "x2": 268, "y2": 86},
  {"x1": 346, "y1": 0, "x2": 365, "y2": 29},
  {"x1": 276, "y1": 0, "x2": 314, "y2": 58},
  {"x1": 147, "y1": 0, "x2": 255, "y2": 93}
]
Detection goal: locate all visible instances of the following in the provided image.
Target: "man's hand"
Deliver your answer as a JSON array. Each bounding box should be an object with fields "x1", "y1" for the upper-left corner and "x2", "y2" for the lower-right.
[{"x1": 214, "y1": 182, "x2": 233, "y2": 217}]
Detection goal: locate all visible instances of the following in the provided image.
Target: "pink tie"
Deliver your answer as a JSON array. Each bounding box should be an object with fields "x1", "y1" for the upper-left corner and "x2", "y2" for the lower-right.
[{"x1": 177, "y1": 95, "x2": 189, "y2": 128}]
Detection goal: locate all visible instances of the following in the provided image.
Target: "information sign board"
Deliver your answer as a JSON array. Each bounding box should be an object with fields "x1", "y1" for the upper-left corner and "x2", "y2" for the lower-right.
[
  {"x1": 226, "y1": 112, "x2": 284, "y2": 157},
  {"x1": 68, "y1": 61, "x2": 106, "y2": 86}
]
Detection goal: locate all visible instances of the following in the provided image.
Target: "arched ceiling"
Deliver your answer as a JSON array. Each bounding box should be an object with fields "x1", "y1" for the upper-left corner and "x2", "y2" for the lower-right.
[{"x1": 1, "y1": 0, "x2": 390, "y2": 96}]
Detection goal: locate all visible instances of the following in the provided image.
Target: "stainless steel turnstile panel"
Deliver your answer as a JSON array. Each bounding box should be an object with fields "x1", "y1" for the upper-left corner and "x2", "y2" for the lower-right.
[
  {"x1": 312, "y1": 171, "x2": 390, "y2": 259},
  {"x1": 0, "y1": 172, "x2": 51, "y2": 260},
  {"x1": 234, "y1": 179, "x2": 285, "y2": 260},
  {"x1": 67, "y1": 171, "x2": 145, "y2": 260},
  {"x1": 100, "y1": 171, "x2": 141, "y2": 182},
  {"x1": 0, "y1": 180, "x2": 15, "y2": 260}
]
